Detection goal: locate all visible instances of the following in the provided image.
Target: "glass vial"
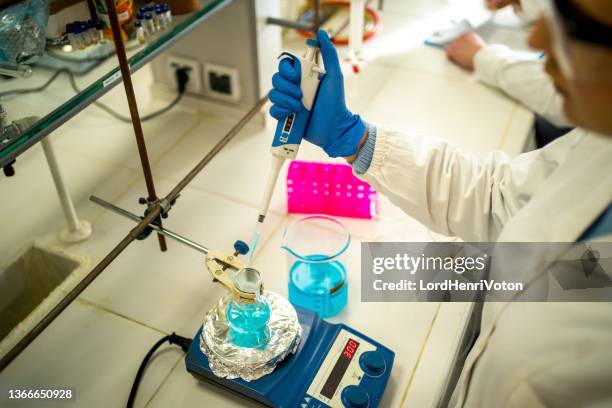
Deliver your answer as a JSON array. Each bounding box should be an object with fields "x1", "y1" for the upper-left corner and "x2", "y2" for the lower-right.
[
  {"x1": 135, "y1": 20, "x2": 146, "y2": 44},
  {"x1": 143, "y1": 12, "x2": 155, "y2": 37}
]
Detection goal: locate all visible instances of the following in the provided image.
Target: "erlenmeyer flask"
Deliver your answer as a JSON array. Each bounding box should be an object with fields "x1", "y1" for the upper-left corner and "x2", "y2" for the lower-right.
[{"x1": 226, "y1": 268, "x2": 271, "y2": 348}]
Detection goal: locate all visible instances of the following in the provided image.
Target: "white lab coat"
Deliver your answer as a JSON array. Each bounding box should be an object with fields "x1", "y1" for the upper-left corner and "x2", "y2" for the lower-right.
[
  {"x1": 358, "y1": 125, "x2": 612, "y2": 407},
  {"x1": 474, "y1": 44, "x2": 572, "y2": 128}
]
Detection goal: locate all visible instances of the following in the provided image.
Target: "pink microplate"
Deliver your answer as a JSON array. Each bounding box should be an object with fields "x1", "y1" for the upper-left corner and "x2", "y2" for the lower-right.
[{"x1": 286, "y1": 160, "x2": 378, "y2": 219}]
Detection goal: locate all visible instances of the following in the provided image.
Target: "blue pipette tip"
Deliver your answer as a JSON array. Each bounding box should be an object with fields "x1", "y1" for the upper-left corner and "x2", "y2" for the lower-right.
[
  {"x1": 234, "y1": 240, "x2": 250, "y2": 255},
  {"x1": 306, "y1": 38, "x2": 320, "y2": 48}
]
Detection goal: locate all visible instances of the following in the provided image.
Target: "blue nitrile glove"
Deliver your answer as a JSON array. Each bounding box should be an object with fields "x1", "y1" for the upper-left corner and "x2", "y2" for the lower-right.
[{"x1": 269, "y1": 30, "x2": 367, "y2": 158}]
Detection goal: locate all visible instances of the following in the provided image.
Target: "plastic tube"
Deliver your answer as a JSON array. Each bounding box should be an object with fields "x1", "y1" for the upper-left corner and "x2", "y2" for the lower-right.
[{"x1": 258, "y1": 155, "x2": 285, "y2": 223}]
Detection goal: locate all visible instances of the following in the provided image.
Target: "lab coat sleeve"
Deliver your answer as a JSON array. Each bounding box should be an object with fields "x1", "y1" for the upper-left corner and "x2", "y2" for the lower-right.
[
  {"x1": 356, "y1": 126, "x2": 576, "y2": 241},
  {"x1": 474, "y1": 45, "x2": 572, "y2": 128}
]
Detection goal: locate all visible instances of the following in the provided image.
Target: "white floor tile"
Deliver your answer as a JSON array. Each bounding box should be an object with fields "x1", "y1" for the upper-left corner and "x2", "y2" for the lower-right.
[
  {"x1": 0, "y1": 300, "x2": 181, "y2": 408},
  {"x1": 153, "y1": 116, "x2": 266, "y2": 206},
  {"x1": 54, "y1": 93, "x2": 200, "y2": 172}
]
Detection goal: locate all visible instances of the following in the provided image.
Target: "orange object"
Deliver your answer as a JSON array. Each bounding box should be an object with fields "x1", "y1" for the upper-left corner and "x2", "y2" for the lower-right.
[
  {"x1": 298, "y1": 0, "x2": 382, "y2": 45},
  {"x1": 167, "y1": 0, "x2": 199, "y2": 15},
  {"x1": 93, "y1": 0, "x2": 133, "y2": 40}
]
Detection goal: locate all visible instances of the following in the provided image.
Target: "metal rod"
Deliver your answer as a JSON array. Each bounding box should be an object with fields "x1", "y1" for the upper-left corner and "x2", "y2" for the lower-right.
[
  {"x1": 90, "y1": 196, "x2": 210, "y2": 255},
  {"x1": 265, "y1": 17, "x2": 312, "y2": 31},
  {"x1": 104, "y1": 0, "x2": 167, "y2": 252},
  {"x1": 0, "y1": 95, "x2": 267, "y2": 372},
  {"x1": 313, "y1": 0, "x2": 321, "y2": 33},
  {"x1": 266, "y1": 0, "x2": 321, "y2": 34}
]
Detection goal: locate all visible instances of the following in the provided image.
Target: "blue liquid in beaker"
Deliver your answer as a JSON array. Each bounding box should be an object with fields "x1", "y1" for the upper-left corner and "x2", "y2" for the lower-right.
[
  {"x1": 226, "y1": 298, "x2": 271, "y2": 348},
  {"x1": 288, "y1": 254, "x2": 347, "y2": 318}
]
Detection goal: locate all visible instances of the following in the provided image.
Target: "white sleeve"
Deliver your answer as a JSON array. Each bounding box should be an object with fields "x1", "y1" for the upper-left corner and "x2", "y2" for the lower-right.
[
  {"x1": 474, "y1": 44, "x2": 572, "y2": 128},
  {"x1": 356, "y1": 126, "x2": 578, "y2": 241}
]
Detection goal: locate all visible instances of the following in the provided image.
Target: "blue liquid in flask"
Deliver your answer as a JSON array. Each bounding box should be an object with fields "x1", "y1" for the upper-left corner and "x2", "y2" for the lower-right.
[
  {"x1": 288, "y1": 254, "x2": 347, "y2": 318},
  {"x1": 227, "y1": 298, "x2": 271, "y2": 348}
]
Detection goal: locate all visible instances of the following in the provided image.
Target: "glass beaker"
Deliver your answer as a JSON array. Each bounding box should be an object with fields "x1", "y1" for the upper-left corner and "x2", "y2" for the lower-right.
[
  {"x1": 282, "y1": 215, "x2": 350, "y2": 318},
  {"x1": 226, "y1": 268, "x2": 271, "y2": 348}
]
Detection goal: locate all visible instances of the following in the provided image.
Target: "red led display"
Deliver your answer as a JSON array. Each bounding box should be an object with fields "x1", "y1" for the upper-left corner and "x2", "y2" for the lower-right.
[
  {"x1": 343, "y1": 339, "x2": 359, "y2": 360},
  {"x1": 321, "y1": 338, "x2": 361, "y2": 399}
]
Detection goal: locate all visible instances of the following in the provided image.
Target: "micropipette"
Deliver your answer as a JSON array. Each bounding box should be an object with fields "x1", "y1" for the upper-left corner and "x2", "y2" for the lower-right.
[{"x1": 248, "y1": 38, "x2": 325, "y2": 264}]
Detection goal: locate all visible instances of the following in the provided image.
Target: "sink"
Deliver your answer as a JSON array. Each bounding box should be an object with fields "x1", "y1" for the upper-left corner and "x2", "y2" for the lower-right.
[{"x1": 0, "y1": 244, "x2": 88, "y2": 358}]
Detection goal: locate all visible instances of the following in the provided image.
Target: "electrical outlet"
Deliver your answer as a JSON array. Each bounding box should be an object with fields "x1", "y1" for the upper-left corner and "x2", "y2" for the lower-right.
[
  {"x1": 204, "y1": 63, "x2": 241, "y2": 102},
  {"x1": 166, "y1": 55, "x2": 202, "y2": 94}
]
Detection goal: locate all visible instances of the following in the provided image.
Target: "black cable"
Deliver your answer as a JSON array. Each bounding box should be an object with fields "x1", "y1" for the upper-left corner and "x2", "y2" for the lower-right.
[
  {"x1": 127, "y1": 332, "x2": 192, "y2": 408},
  {"x1": 0, "y1": 66, "x2": 189, "y2": 123},
  {"x1": 91, "y1": 91, "x2": 184, "y2": 123},
  {"x1": 66, "y1": 67, "x2": 188, "y2": 123},
  {"x1": 0, "y1": 68, "x2": 71, "y2": 99}
]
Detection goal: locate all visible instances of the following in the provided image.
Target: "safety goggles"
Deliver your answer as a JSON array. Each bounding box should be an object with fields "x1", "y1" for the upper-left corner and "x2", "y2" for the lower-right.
[{"x1": 535, "y1": 0, "x2": 612, "y2": 79}]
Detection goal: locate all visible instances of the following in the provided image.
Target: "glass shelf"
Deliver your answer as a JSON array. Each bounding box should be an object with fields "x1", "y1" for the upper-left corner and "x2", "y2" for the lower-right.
[{"x1": 0, "y1": 0, "x2": 230, "y2": 168}]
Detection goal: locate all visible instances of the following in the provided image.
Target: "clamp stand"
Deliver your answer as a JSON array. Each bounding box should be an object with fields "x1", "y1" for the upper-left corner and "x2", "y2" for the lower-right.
[{"x1": 90, "y1": 195, "x2": 261, "y2": 301}]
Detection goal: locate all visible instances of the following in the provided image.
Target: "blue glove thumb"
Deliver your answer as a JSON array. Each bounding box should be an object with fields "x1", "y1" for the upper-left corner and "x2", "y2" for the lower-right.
[
  {"x1": 307, "y1": 30, "x2": 366, "y2": 158},
  {"x1": 317, "y1": 30, "x2": 341, "y2": 78}
]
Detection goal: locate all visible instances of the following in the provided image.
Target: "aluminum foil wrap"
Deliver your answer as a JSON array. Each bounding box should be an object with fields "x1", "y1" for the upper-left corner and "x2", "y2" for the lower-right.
[{"x1": 201, "y1": 291, "x2": 301, "y2": 381}]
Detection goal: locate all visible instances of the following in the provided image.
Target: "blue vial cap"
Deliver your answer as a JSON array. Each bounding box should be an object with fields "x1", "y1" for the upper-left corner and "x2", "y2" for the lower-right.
[
  {"x1": 136, "y1": 11, "x2": 144, "y2": 20},
  {"x1": 145, "y1": 5, "x2": 154, "y2": 12},
  {"x1": 163, "y1": 3, "x2": 170, "y2": 11},
  {"x1": 144, "y1": 12, "x2": 153, "y2": 20},
  {"x1": 155, "y1": 4, "x2": 163, "y2": 12},
  {"x1": 135, "y1": 20, "x2": 142, "y2": 27},
  {"x1": 233, "y1": 240, "x2": 250, "y2": 255},
  {"x1": 306, "y1": 38, "x2": 320, "y2": 48}
]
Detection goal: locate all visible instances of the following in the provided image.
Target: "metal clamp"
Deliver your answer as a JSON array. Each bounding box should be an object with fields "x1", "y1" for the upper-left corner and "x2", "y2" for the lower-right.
[
  {"x1": 139, "y1": 195, "x2": 178, "y2": 219},
  {"x1": 205, "y1": 249, "x2": 263, "y2": 304}
]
